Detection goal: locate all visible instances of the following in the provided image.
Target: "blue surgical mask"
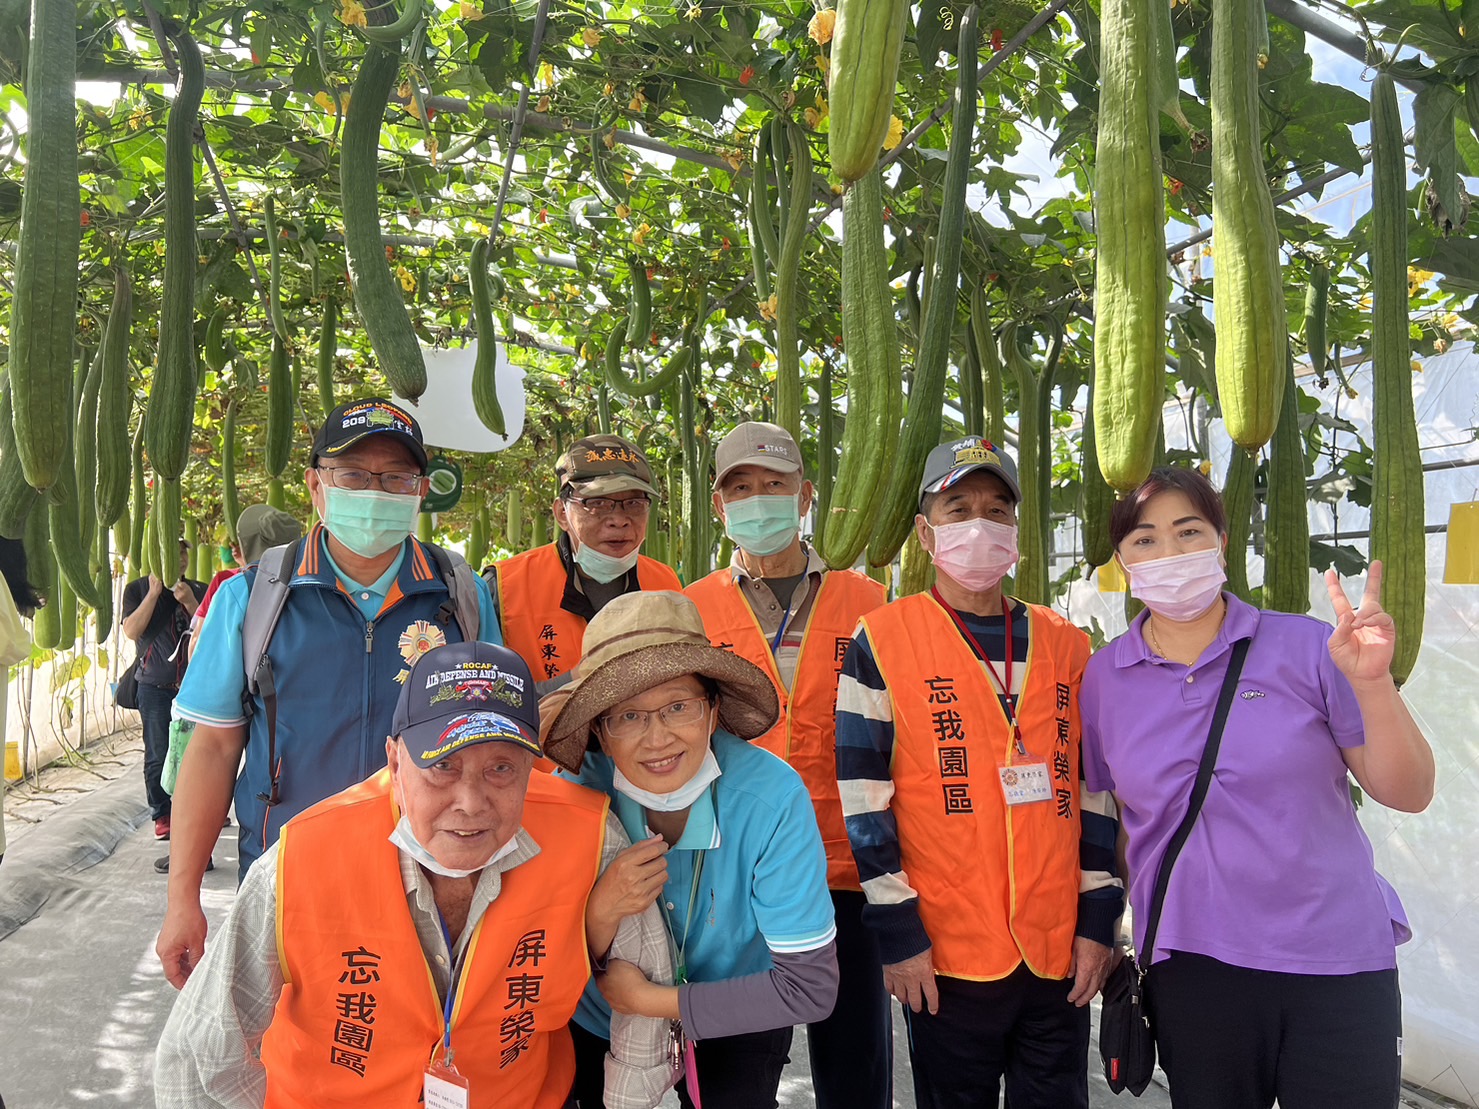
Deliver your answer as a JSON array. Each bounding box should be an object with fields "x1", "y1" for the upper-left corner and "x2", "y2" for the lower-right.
[
  {"x1": 723, "y1": 493, "x2": 801, "y2": 557},
  {"x1": 322, "y1": 487, "x2": 420, "y2": 558},
  {"x1": 574, "y1": 541, "x2": 640, "y2": 584},
  {"x1": 389, "y1": 814, "x2": 519, "y2": 878}
]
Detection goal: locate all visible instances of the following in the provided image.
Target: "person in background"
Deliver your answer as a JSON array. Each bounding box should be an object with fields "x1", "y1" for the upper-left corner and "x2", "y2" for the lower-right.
[
  {"x1": 121, "y1": 540, "x2": 206, "y2": 842},
  {"x1": 836, "y1": 436, "x2": 1123, "y2": 1109},
  {"x1": 185, "y1": 504, "x2": 302, "y2": 663},
  {"x1": 156, "y1": 398, "x2": 497, "y2": 988},
  {"x1": 1081, "y1": 466, "x2": 1433, "y2": 1109},
  {"x1": 684, "y1": 421, "x2": 891, "y2": 1109},
  {"x1": 0, "y1": 536, "x2": 43, "y2": 869},
  {"x1": 155, "y1": 505, "x2": 306, "y2": 876},
  {"x1": 154, "y1": 641, "x2": 673, "y2": 1109},
  {"x1": 542, "y1": 591, "x2": 839, "y2": 1109},
  {"x1": 488, "y1": 434, "x2": 681, "y2": 695}
]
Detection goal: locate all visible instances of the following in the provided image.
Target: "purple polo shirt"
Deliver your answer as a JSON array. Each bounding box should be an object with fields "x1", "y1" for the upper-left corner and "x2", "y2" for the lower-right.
[{"x1": 1081, "y1": 594, "x2": 1409, "y2": 976}]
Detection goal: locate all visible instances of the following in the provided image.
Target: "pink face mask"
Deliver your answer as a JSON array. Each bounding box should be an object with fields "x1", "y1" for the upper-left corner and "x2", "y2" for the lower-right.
[
  {"x1": 1124, "y1": 547, "x2": 1226, "y2": 621},
  {"x1": 927, "y1": 518, "x2": 1020, "y2": 592}
]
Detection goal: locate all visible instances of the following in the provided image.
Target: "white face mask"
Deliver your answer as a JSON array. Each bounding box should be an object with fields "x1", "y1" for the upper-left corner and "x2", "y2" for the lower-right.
[
  {"x1": 322, "y1": 487, "x2": 421, "y2": 558},
  {"x1": 389, "y1": 813, "x2": 520, "y2": 879},
  {"x1": 573, "y1": 541, "x2": 640, "y2": 584},
  {"x1": 612, "y1": 745, "x2": 723, "y2": 813},
  {"x1": 1125, "y1": 547, "x2": 1227, "y2": 622},
  {"x1": 927, "y1": 517, "x2": 1020, "y2": 592}
]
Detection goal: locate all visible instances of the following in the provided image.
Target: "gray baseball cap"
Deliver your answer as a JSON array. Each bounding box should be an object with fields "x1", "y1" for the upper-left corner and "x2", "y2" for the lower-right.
[
  {"x1": 918, "y1": 436, "x2": 1022, "y2": 507},
  {"x1": 713, "y1": 421, "x2": 803, "y2": 489}
]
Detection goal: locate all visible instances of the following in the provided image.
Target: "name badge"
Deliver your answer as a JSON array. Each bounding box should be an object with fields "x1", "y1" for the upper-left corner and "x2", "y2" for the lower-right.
[
  {"x1": 998, "y1": 762, "x2": 1052, "y2": 805},
  {"x1": 425, "y1": 1060, "x2": 471, "y2": 1109}
]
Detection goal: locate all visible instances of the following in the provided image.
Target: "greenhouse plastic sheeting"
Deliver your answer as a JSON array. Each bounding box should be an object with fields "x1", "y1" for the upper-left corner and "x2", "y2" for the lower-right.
[{"x1": 1057, "y1": 342, "x2": 1479, "y2": 1106}]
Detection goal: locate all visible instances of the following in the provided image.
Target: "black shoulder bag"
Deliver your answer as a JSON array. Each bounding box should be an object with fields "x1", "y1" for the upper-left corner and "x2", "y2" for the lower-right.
[{"x1": 1099, "y1": 636, "x2": 1249, "y2": 1096}]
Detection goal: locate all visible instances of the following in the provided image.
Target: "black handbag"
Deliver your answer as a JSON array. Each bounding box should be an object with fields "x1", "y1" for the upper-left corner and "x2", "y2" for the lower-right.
[
  {"x1": 1099, "y1": 637, "x2": 1249, "y2": 1096},
  {"x1": 114, "y1": 658, "x2": 141, "y2": 710}
]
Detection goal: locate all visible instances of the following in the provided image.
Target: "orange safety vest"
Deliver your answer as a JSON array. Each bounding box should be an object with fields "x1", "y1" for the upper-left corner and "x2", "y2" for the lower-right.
[
  {"x1": 686, "y1": 567, "x2": 884, "y2": 891},
  {"x1": 860, "y1": 592, "x2": 1089, "y2": 982},
  {"x1": 497, "y1": 542, "x2": 682, "y2": 684},
  {"x1": 260, "y1": 768, "x2": 608, "y2": 1109}
]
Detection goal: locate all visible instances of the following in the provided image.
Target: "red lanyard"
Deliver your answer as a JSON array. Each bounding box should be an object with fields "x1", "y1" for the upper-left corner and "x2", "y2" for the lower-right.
[{"x1": 931, "y1": 587, "x2": 1027, "y2": 757}]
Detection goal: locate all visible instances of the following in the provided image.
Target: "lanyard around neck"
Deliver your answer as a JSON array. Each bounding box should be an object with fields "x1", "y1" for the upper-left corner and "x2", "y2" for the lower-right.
[
  {"x1": 660, "y1": 848, "x2": 708, "y2": 985},
  {"x1": 436, "y1": 909, "x2": 473, "y2": 1063},
  {"x1": 930, "y1": 587, "x2": 1027, "y2": 757}
]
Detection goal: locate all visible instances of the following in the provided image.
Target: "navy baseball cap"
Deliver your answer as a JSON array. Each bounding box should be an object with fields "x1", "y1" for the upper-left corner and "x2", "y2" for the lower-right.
[
  {"x1": 392, "y1": 642, "x2": 543, "y2": 766},
  {"x1": 312, "y1": 397, "x2": 429, "y2": 472},
  {"x1": 919, "y1": 436, "x2": 1022, "y2": 507}
]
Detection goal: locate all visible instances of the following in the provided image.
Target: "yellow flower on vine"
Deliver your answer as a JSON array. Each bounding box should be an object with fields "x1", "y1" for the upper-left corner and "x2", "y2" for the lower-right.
[
  {"x1": 629, "y1": 90, "x2": 648, "y2": 112},
  {"x1": 397, "y1": 265, "x2": 416, "y2": 294},
  {"x1": 581, "y1": 27, "x2": 603, "y2": 47},
  {"x1": 633, "y1": 222, "x2": 653, "y2": 246},
  {"x1": 808, "y1": 8, "x2": 836, "y2": 45},
  {"x1": 803, "y1": 94, "x2": 829, "y2": 130},
  {"x1": 338, "y1": 0, "x2": 368, "y2": 29},
  {"x1": 758, "y1": 293, "x2": 779, "y2": 321},
  {"x1": 616, "y1": 202, "x2": 632, "y2": 219},
  {"x1": 458, "y1": 1, "x2": 485, "y2": 20},
  {"x1": 883, "y1": 114, "x2": 904, "y2": 150}
]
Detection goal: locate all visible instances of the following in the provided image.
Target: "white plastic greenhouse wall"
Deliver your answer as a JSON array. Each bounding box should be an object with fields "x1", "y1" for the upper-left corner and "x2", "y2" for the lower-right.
[{"x1": 1059, "y1": 342, "x2": 1479, "y2": 1105}]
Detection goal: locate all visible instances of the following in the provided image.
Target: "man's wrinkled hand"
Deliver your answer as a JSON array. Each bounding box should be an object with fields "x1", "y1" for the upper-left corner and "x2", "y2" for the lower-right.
[
  {"x1": 1066, "y1": 936, "x2": 1114, "y2": 1007},
  {"x1": 157, "y1": 901, "x2": 208, "y2": 990},
  {"x1": 883, "y1": 948, "x2": 939, "y2": 1015}
]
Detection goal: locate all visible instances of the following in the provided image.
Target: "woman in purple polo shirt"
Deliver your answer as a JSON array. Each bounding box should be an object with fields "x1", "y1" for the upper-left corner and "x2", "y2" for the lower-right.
[{"x1": 1081, "y1": 466, "x2": 1433, "y2": 1109}]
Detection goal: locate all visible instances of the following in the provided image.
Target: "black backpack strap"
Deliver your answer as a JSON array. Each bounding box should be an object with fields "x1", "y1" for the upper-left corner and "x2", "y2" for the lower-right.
[{"x1": 1138, "y1": 636, "x2": 1251, "y2": 971}]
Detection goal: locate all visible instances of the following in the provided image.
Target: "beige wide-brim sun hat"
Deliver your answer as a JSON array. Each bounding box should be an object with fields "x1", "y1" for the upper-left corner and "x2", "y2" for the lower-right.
[{"x1": 539, "y1": 591, "x2": 780, "y2": 773}]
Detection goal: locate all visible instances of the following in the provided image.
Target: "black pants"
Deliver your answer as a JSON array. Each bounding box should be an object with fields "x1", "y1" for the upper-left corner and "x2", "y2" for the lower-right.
[
  {"x1": 679, "y1": 1025, "x2": 793, "y2": 1109},
  {"x1": 1149, "y1": 951, "x2": 1402, "y2": 1109},
  {"x1": 903, "y1": 964, "x2": 1089, "y2": 1109},
  {"x1": 807, "y1": 890, "x2": 892, "y2": 1109},
  {"x1": 570, "y1": 1021, "x2": 792, "y2": 1109},
  {"x1": 137, "y1": 682, "x2": 176, "y2": 821}
]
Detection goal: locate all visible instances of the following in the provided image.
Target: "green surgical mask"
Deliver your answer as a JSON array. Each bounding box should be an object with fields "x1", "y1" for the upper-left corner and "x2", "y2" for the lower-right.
[
  {"x1": 723, "y1": 493, "x2": 800, "y2": 557},
  {"x1": 322, "y1": 487, "x2": 420, "y2": 558},
  {"x1": 574, "y1": 541, "x2": 639, "y2": 584}
]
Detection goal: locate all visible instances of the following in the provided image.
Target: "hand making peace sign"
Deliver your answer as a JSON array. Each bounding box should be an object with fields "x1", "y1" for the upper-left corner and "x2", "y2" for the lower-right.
[{"x1": 1324, "y1": 560, "x2": 1397, "y2": 685}]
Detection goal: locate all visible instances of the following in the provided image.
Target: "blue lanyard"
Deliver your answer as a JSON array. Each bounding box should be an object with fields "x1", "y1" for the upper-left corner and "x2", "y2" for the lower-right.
[
  {"x1": 770, "y1": 604, "x2": 794, "y2": 655},
  {"x1": 436, "y1": 910, "x2": 467, "y2": 1061}
]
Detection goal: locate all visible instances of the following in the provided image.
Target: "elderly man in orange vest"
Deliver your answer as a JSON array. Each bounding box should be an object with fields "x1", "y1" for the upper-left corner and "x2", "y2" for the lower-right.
[
  {"x1": 489, "y1": 434, "x2": 681, "y2": 695},
  {"x1": 684, "y1": 421, "x2": 890, "y2": 1109},
  {"x1": 835, "y1": 437, "x2": 1124, "y2": 1109},
  {"x1": 154, "y1": 641, "x2": 672, "y2": 1109}
]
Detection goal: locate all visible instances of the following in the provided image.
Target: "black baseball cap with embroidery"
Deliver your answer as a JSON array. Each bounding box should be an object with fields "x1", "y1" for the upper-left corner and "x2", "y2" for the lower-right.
[
  {"x1": 312, "y1": 397, "x2": 428, "y2": 472},
  {"x1": 919, "y1": 436, "x2": 1022, "y2": 507},
  {"x1": 392, "y1": 642, "x2": 543, "y2": 766},
  {"x1": 555, "y1": 434, "x2": 660, "y2": 499}
]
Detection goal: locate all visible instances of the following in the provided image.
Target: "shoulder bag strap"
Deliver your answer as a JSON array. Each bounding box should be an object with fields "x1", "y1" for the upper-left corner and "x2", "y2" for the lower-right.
[{"x1": 1138, "y1": 635, "x2": 1250, "y2": 968}]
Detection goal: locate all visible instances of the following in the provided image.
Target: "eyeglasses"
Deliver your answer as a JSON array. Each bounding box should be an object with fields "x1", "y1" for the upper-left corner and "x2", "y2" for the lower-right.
[
  {"x1": 566, "y1": 494, "x2": 652, "y2": 518},
  {"x1": 317, "y1": 466, "x2": 423, "y2": 496},
  {"x1": 599, "y1": 697, "x2": 710, "y2": 741}
]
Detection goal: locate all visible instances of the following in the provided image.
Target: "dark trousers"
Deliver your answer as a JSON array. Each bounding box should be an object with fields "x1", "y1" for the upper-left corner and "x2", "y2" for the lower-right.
[
  {"x1": 569, "y1": 1020, "x2": 610, "y2": 1109},
  {"x1": 903, "y1": 964, "x2": 1089, "y2": 1109},
  {"x1": 807, "y1": 890, "x2": 892, "y2": 1109},
  {"x1": 678, "y1": 1025, "x2": 793, "y2": 1109},
  {"x1": 1149, "y1": 951, "x2": 1402, "y2": 1109},
  {"x1": 137, "y1": 682, "x2": 176, "y2": 821},
  {"x1": 570, "y1": 1021, "x2": 792, "y2": 1109}
]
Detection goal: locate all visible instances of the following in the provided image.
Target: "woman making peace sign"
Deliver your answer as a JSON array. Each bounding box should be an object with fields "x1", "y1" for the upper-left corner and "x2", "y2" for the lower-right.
[{"x1": 1080, "y1": 466, "x2": 1433, "y2": 1109}]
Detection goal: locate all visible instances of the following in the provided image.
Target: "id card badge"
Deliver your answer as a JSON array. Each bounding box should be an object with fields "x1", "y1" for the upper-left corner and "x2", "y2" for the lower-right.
[
  {"x1": 424, "y1": 1058, "x2": 471, "y2": 1109},
  {"x1": 998, "y1": 762, "x2": 1053, "y2": 805}
]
